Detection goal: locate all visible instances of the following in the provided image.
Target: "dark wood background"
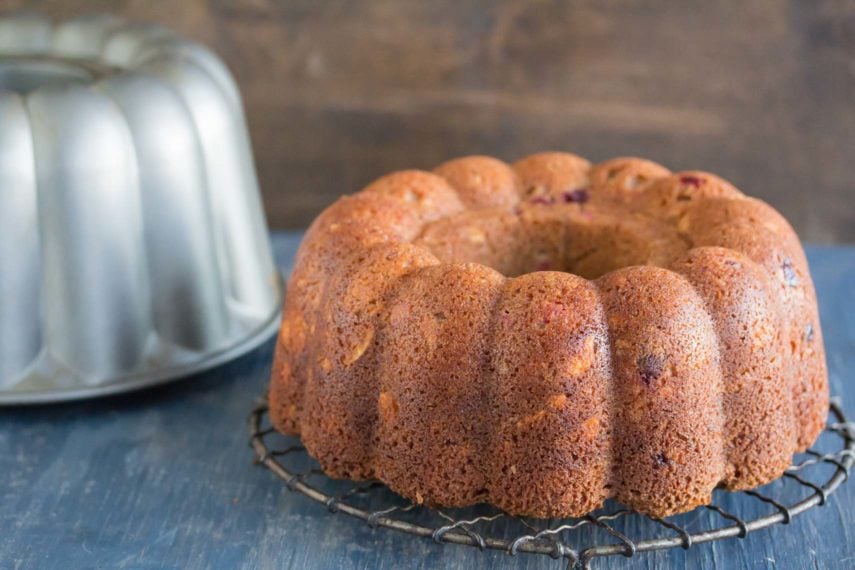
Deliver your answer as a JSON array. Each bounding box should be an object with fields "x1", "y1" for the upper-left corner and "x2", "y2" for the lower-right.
[{"x1": 4, "y1": 0, "x2": 854, "y2": 242}]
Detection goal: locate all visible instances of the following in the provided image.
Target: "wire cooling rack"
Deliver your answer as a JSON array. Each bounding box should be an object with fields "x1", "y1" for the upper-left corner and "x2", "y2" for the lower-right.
[{"x1": 249, "y1": 398, "x2": 854, "y2": 569}]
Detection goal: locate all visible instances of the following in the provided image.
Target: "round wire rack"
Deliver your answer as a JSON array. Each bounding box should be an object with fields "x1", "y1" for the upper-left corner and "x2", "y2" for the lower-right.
[{"x1": 249, "y1": 398, "x2": 854, "y2": 569}]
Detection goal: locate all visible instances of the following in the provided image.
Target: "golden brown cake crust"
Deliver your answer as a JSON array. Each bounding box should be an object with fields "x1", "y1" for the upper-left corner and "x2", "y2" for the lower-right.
[{"x1": 269, "y1": 153, "x2": 829, "y2": 518}]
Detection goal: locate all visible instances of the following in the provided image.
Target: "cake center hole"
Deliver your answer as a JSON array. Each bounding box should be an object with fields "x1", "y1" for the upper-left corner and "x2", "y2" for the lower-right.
[
  {"x1": 417, "y1": 208, "x2": 680, "y2": 280},
  {"x1": 0, "y1": 59, "x2": 92, "y2": 94}
]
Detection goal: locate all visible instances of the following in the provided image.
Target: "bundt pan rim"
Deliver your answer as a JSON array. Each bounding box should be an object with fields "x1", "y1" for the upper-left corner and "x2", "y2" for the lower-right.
[
  {"x1": 0, "y1": 13, "x2": 282, "y2": 403},
  {"x1": 0, "y1": 274, "x2": 284, "y2": 406}
]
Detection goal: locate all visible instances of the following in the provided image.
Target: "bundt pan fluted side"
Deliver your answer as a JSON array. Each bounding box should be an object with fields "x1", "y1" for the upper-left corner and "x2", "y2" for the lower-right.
[{"x1": 0, "y1": 13, "x2": 282, "y2": 403}]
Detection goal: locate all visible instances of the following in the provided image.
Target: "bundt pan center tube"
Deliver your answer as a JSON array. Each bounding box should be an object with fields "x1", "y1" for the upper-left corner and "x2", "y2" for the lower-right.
[
  {"x1": 269, "y1": 152, "x2": 829, "y2": 518},
  {"x1": 0, "y1": 14, "x2": 283, "y2": 403}
]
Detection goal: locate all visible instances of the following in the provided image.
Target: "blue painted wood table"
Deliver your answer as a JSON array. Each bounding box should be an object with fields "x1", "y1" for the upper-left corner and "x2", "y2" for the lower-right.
[{"x1": 3, "y1": 232, "x2": 854, "y2": 569}]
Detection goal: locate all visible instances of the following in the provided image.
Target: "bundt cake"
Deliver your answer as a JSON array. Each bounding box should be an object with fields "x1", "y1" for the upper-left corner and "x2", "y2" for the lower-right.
[{"x1": 268, "y1": 152, "x2": 828, "y2": 518}]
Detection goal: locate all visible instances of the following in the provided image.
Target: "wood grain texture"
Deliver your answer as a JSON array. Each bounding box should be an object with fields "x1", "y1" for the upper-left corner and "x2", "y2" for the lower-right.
[
  {"x1": 1, "y1": 0, "x2": 853, "y2": 241},
  {"x1": 1, "y1": 233, "x2": 854, "y2": 569}
]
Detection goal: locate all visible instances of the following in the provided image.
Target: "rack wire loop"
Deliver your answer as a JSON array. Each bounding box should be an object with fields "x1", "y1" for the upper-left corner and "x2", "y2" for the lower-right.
[
  {"x1": 249, "y1": 400, "x2": 853, "y2": 569},
  {"x1": 648, "y1": 515, "x2": 693, "y2": 549}
]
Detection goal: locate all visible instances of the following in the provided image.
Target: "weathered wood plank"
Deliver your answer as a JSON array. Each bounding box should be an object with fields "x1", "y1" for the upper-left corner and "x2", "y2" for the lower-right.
[{"x1": 1, "y1": 233, "x2": 854, "y2": 569}]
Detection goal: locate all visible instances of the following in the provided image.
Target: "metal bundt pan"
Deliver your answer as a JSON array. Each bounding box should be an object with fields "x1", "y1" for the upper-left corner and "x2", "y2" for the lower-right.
[{"x1": 0, "y1": 13, "x2": 283, "y2": 404}]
